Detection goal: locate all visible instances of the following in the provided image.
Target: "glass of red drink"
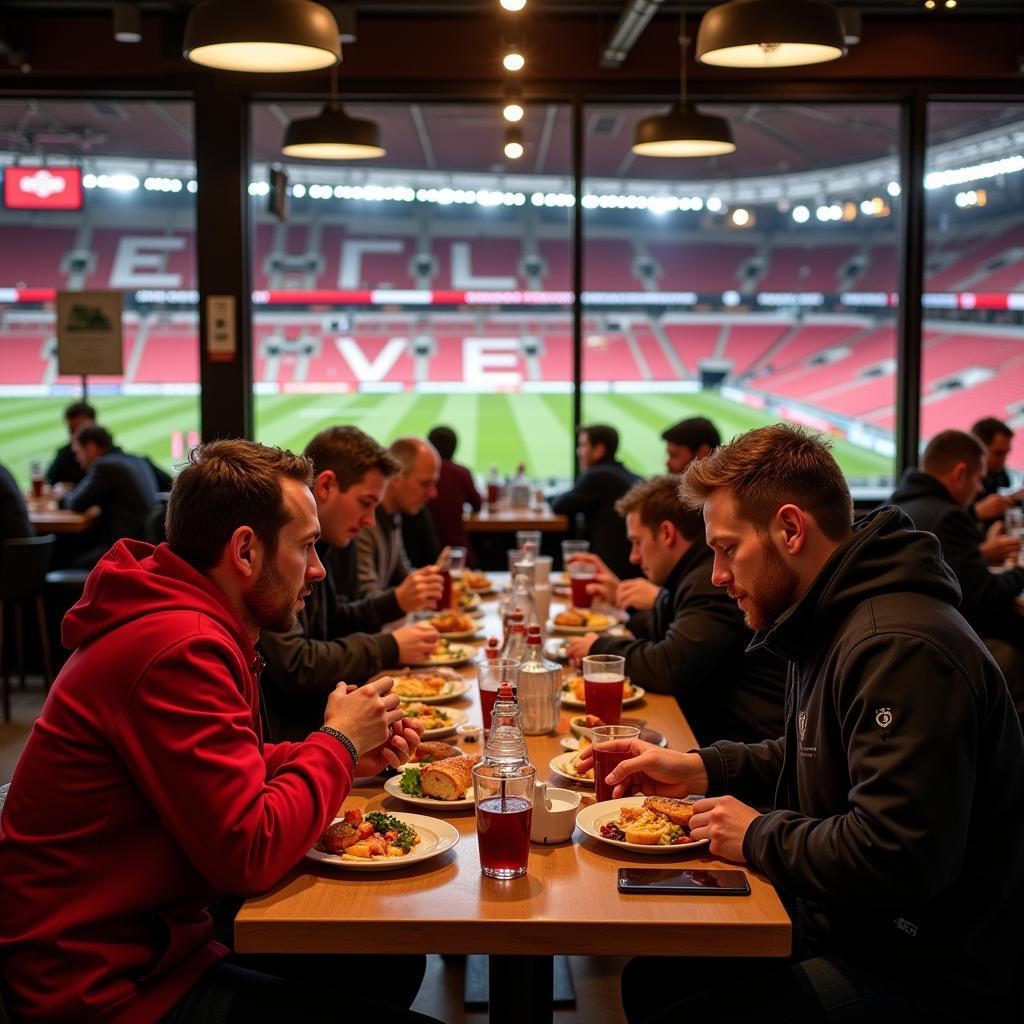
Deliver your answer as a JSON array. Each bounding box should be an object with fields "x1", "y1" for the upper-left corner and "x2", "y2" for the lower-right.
[
  {"x1": 591, "y1": 724, "x2": 641, "y2": 801},
  {"x1": 476, "y1": 658, "x2": 520, "y2": 733},
  {"x1": 436, "y1": 570, "x2": 452, "y2": 610},
  {"x1": 581, "y1": 654, "x2": 625, "y2": 725},
  {"x1": 29, "y1": 460, "x2": 45, "y2": 499},
  {"x1": 473, "y1": 761, "x2": 536, "y2": 879},
  {"x1": 568, "y1": 560, "x2": 596, "y2": 608}
]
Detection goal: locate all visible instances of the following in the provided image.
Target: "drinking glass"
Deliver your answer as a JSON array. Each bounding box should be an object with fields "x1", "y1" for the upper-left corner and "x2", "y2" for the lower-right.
[
  {"x1": 591, "y1": 724, "x2": 641, "y2": 802},
  {"x1": 568, "y1": 559, "x2": 597, "y2": 609},
  {"x1": 561, "y1": 539, "x2": 590, "y2": 568},
  {"x1": 581, "y1": 654, "x2": 625, "y2": 725},
  {"x1": 28, "y1": 460, "x2": 45, "y2": 499},
  {"x1": 477, "y1": 658, "x2": 520, "y2": 734},
  {"x1": 516, "y1": 530, "x2": 541, "y2": 558},
  {"x1": 1005, "y1": 507, "x2": 1023, "y2": 539},
  {"x1": 448, "y1": 546, "x2": 467, "y2": 573},
  {"x1": 532, "y1": 555, "x2": 552, "y2": 584},
  {"x1": 506, "y1": 547, "x2": 524, "y2": 575},
  {"x1": 473, "y1": 761, "x2": 536, "y2": 879}
]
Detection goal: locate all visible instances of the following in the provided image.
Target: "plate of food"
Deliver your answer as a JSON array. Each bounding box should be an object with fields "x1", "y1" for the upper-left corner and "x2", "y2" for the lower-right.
[
  {"x1": 424, "y1": 610, "x2": 483, "y2": 641},
  {"x1": 560, "y1": 674, "x2": 645, "y2": 709},
  {"x1": 548, "y1": 609, "x2": 616, "y2": 635},
  {"x1": 400, "y1": 703, "x2": 468, "y2": 739},
  {"x1": 545, "y1": 637, "x2": 571, "y2": 662},
  {"x1": 407, "y1": 638, "x2": 477, "y2": 668},
  {"x1": 384, "y1": 753, "x2": 479, "y2": 809},
  {"x1": 307, "y1": 808, "x2": 460, "y2": 871},
  {"x1": 575, "y1": 796, "x2": 708, "y2": 853},
  {"x1": 567, "y1": 714, "x2": 666, "y2": 747},
  {"x1": 386, "y1": 669, "x2": 470, "y2": 704},
  {"x1": 457, "y1": 589, "x2": 482, "y2": 613},
  {"x1": 548, "y1": 747, "x2": 595, "y2": 788},
  {"x1": 462, "y1": 570, "x2": 496, "y2": 595}
]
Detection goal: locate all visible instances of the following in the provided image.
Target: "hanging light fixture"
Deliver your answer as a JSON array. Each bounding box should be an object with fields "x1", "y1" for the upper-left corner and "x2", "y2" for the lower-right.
[
  {"x1": 632, "y1": 11, "x2": 735, "y2": 158},
  {"x1": 282, "y1": 68, "x2": 384, "y2": 159},
  {"x1": 113, "y1": 2, "x2": 142, "y2": 44},
  {"x1": 502, "y1": 88, "x2": 525, "y2": 123},
  {"x1": 504, "y1": 127, "x2": 524, "y2": 160},
  {"x1": 184, "y1": 0, "x2": 340, "y2": 73},
  {"x1": 696, "y1": 0, "x2": 847, "y2": 69}
]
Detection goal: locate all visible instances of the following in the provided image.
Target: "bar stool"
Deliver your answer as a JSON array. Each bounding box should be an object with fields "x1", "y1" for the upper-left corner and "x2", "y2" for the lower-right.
[{"x1": 1, "y1": 535, "x2": 56, "y2": 723}]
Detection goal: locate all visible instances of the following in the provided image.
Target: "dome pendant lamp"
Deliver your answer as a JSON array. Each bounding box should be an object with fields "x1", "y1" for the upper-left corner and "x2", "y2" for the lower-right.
[
  {"x1": 696, "y1": 0, "x2": 847, "y2": 69},
  {"x1": 282, "y1": 67, "x2": 385, "y2": 160},
  {"x1": 184, "y1": 0, "x2": 341, "y2": 73},
  {"x1": 632, "y1": 12, "x2": 735, "y2": 158}
]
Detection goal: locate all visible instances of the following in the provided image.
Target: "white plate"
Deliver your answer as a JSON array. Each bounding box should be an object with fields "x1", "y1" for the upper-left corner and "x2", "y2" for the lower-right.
[
  {"x1": 402, "y1": 705, "x2": 468, "y2": 739},
  {"x1": 437, "y1": 628, "x2": 484, "y2": 641},
  {"x1": 306, "y1": 812, "x2": 460, "y2": 871},
  {"x1": 383, "y1": 767, "x2": 475, "y2": 809},
  {"x1": 575, "y1": 797, "x2": 709, "y2": 854},
  {"x1": 548, "y1": 750, "x2": 595, "y2": 788},
  {"x1": 406, "y1": 643, "x2": 477, "y2": 668},
  {"x1": 560, "y1": 685, "x2": 646, "y2": 710},
  {"x1": 545, "y1": 638, "x2": 571, "y2": 662},
  {"x1": 389, "y1": 670, "x2": 469, "y2": 704},
  {"x1": 548, "y1": 615, "x2": 617, "y2": 635}
]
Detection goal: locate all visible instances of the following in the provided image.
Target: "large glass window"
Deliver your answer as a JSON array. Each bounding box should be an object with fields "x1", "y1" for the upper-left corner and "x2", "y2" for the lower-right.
[
  {"x1": 0, "y1": 99, "x2": 198, "y2": 488},
  {"x1": 581, "y1": 102, "x2": 901, "y2": 491},
  {"x1": 249, "y1": 100, "x2": 574, "y2": 487}
]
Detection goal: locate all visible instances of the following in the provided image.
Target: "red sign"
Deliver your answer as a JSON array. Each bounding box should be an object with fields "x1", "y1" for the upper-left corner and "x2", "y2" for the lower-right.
[{"x1": 4, "y1": 167, "x2": 83, "y2": 210}]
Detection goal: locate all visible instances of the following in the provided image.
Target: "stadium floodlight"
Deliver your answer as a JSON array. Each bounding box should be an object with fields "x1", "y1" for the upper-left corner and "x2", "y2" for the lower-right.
[
  {"x1": 696, "y1": 0, "x2": 846, "y2": 69},
  {"x1": 887, "y1": 181, "x2": 901, "y2": 197},
  {"x1": 792, "y1": 204, "x2": 810, "y2": 222},
  {"x1": 730, "y1": 207, "x2": 751, "y2": 226},
  {"x1": 184, "y1": 0, "x2": 340, "y2": 73},
  {"x1": 706, "y1": 196, "x2": 723, "y2": 212}
]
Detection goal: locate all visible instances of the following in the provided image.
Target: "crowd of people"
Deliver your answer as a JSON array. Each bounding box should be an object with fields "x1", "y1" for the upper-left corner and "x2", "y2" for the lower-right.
[{"x1": 0, "y1": 403, "x2": 1021, "y2": 1022}]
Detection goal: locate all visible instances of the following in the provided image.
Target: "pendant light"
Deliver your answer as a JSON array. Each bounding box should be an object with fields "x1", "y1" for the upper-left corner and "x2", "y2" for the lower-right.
[
  {"x1": 696, "y1": 0, "x2": 847, "y2": 69},
  {"x1": 282, "y1": 67, "x2": 385, "y2": 160},
  {"x1": 184, "y1": 0, "x2": 340, "y2": 73},
  {"x1": 632, "y1": 11, "x2": 735, "y2": 158}
]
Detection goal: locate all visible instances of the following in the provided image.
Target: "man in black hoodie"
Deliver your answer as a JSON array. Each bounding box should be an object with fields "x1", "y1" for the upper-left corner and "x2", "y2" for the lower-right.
[{"x1": 579, "y1": 424, "x2": 1024, "y2": 1023}]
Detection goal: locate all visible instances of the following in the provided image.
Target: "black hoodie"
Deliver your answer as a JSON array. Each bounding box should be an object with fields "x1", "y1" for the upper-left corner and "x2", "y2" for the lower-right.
[{"x1": 699, "y1": 506, "x2": 1024, "y2": 1018}]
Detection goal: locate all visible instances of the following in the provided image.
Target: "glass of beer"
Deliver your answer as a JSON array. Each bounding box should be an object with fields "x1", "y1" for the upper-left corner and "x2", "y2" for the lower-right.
[
  {"x1": 568, "y1": 559, "x2": 597, "y2": 608},
  {"x1": 591, "y1": 724, "x2": 641, "y2": 801},
  {"x1": 473, "y1": 761, "x2": 536, "y2": 879},
  {"x1": 581, "y1": 654, "x2": 625, "y2": 725}
]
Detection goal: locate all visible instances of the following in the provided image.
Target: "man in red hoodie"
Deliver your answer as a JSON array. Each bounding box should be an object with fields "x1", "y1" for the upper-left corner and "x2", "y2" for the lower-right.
[{"x1": 0, "y1": 440, "x2": 436, "y2": 1023}]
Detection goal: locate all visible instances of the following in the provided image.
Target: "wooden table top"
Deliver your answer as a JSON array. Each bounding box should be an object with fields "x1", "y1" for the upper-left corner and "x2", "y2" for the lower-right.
[
  {"x1": 235, "y1": 583, "x2": 791, "y2": 959},
  {"x1": 464, "y1": 503, "x2": 568, "y2": 534},
  {"x1": 26, "y1": 498, "x2": 100, "y2": 535}
]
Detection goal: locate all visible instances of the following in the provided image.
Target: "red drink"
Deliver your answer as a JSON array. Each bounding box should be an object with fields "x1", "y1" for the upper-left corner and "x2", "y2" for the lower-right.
[
  {"x1": 584, "y1": 673, "x2": 624, "y2": 725},
  {"x1": 479, "y1": 682, "x2": 516, "y2": 732},
  {"x1": 487, "y1": 481, "x2": 502, "y2": 507},
  {"x1": 477, "y1": 796, "x2": 532, "y2": 878},
  {"x1": 594, "y1": 745, "x2": 632, "y2": 801},
  {"x1": 437, "y1": 570, "x2": 452, "y2": 610},
  {"x1": 31, "y1": 476, "x2": 44, "y2": 498},
  {"x1": 570, "y1": 575, "x2": 594, "y2": 608}
]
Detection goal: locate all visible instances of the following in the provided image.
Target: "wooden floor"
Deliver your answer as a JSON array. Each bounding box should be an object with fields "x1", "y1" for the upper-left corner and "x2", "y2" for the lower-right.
[{"x1": 0, "y1": 679, "x2": 632, "y2": 1024}]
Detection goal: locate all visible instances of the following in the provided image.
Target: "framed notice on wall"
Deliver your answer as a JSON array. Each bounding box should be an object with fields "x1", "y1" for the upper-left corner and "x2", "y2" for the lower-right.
[{"x1": 56, "y1": 291, "x2": 124, "y2": 376}]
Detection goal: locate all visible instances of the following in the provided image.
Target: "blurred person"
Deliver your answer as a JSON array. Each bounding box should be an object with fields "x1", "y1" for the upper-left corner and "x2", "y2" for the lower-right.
[
  {"x1": 551, "y1": 424, "x2": 641, "y2": 580},
  {"x1": 426, "y1": 424, "x2": 482, "y2": 567},
  {"x1": 0, "y1": 440, "x2": 434, "y2": 1024},
  {"x1": 579, "y1": 424, "x2": 1024, "y2": 1024},
  {"x1": 564, "y1": 476, "x2": 784, "y2": 743},
  {"x1": 661, "y1": 416, "x2": 721, "y2": 474},
  {"x1": 45, "y1": 399, "x2": 95, "y2": 487},
  {"x1": 261, "y1": 426, "x2": 441, "y2": 740},
  {"x1": 0, "y1": 461, "x2": 33, "y2": 569},
  {"x1": 355, "y1": 436, "x2": 441, "y2": 597},
  {"x1": 970, "y1": 416, "x2": 1023, "y2": 526}
]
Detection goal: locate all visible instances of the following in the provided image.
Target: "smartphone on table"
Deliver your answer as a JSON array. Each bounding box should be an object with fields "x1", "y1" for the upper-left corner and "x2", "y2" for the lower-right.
[{"x1": 617, "y1": 868, "x2": 751, "y2": 896}]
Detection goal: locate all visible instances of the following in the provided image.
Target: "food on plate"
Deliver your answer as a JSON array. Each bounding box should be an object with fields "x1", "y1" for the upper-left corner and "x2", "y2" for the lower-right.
[
  {"x1": 641, "y1": 795, "x2": 696, "y2": 829},
  {"x1": 400, "y1": 754, "x2": 480, "y2": 800},
  {"x1": 425, "y1": 638, "x2": 469, "y2": 663},
  {"x1": 561, "y1": 674, "x2": 635, "y2": 702},
  {"x1": 402, "y1": 703, "x2": 455, "y2": 732},
  {"x1": 566, "y1": 738, "x2": 593, "y2": 781},
  {"x1": 462, "y1": 570, "x2": 493, "y2": 592},
  {"x1": 410, "y1": 740, "x2": 461, "y2": 763},
  {"x1": 427, "y1": 611, "x2": 475, "y2": 634},
  {"x1": 599, "y1": 799, "x2": 699, "y2": 846},
  {"x1": 553, "y1": 609, "x2": 614, "y2": 630},
  {"x1": 392, "y1": 671, "x2": 456, "y2": 699},
  {"x1": 316, "y1": 809, "x2": 421, "y2": 859}
]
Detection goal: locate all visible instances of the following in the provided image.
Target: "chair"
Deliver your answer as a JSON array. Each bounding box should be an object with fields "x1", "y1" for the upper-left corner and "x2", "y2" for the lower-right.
[{"x1": 1, "y1": 536, "x2": 56, "y2": 723}]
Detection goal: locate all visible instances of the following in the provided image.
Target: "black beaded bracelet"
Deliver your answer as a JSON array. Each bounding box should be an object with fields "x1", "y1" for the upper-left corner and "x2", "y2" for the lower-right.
[{"x1": 318, "y1": 726, "x2": 359, "y2": 767}]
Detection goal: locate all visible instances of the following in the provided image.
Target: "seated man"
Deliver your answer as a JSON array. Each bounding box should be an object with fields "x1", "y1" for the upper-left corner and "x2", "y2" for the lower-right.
[
  {"x1": 261, "y1": 426, "x2": 443, "y2": 740},
  {"x1": 579, "y1": 424, "x2": 1024, "y2": 1023},
  {"x1": 0, "y1": 440, "x2": 434, "y2": 1023},
  {"x1": 356, "y1": 436, "x2": 440, "y2": 597},
  {"x1": 565, "y1": 476, "x2": 785, "y2": 743},
  {"x1": 970, "y1": 416, "x2": 1023, "y2": 534},
  {"x1": 46, "y1": 399, "x2": 94, "y2": 487},
  {"x1": 426, "y1": 424, "x2": 482, "y2": 566},
  {"x1": 551, "y1": 424, "x2": 641, "y2": 580},
  {"x1": 661, "y1": 416, "x2": 721, "y2": 474}
]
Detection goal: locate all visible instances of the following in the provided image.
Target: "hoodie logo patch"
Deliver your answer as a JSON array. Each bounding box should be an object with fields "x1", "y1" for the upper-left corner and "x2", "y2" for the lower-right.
[
  {"x1": 875, "y1": 706, "x2": 893, "y2": 740},
  {"x1": 798, "y1": 712, "x2": 808, "y2": 743}
]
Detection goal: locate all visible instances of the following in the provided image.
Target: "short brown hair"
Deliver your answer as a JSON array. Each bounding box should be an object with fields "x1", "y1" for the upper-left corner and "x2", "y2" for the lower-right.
[
  {"x1": 616, "y1": 475, "x2": 704, "y2": 542},
  {"x1": 166, "y1": 440, "x2": 312, "y2": 571},
  {"x1": 678, "y1": 424, "x2": 853, "y2": 543},
  {"x1": 304, "y1": 426, "x2": 399, "y2": 491},
  {"x1": 922, "y1": 430, "x2": 985, "y2": 476},
  {"x1": 74, "y1": 423, "x2": 113, "y2": 451},
  {"x1": 971, "y1": 417, "x2": 1013, "y2": 446}
]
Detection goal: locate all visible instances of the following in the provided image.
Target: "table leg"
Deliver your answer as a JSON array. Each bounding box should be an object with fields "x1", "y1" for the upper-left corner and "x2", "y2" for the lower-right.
[{"x1": 487, "y1": 954, "x2": 554, "y2": 1024}]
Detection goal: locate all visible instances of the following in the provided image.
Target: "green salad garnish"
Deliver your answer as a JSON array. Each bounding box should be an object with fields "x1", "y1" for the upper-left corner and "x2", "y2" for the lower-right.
[
  {"x1": 365, "y1": 811, "x2": 417, "y2": 852},
  {"x1": 399, "y1": 767, "x2": 423, "y2": 797}
]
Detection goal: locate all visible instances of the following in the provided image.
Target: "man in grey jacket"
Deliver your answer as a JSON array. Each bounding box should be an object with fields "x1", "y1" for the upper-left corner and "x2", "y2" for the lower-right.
[{"x1": 260, "y1": 427, "x2": 443, "y2": 740}]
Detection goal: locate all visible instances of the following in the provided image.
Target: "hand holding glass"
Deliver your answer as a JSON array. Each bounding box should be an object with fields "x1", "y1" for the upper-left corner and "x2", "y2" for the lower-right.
[{"x1": 592, "y1": 724, "x2": 641, "y2": 801}]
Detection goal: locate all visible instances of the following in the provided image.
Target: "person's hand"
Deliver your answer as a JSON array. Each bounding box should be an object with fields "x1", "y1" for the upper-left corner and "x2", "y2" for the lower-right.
[
  {"x1": 615, "y1": 578, "x2": 660, "y2": 612},
  {"x1": 394, "y1": 622, "x2": 440, "y2": 664},
  {"x1": 569, "y1": 552, "x2": 619, "y2": 605},
  {"x1": 356, "y1": 717, "x2": 425, "y2": 777},
  {"x1": 974, "y1": 493, "x2": 1012, "y2": 522},
  {"x1": 565, "y1": 632, "x2": 598, "y2": 663},
  {"x1": 688, "y1": 796, "x2": 760, "y2": 863},
  {"x1": 395, "y1": 566, "x2": 445, "y2": 613},
  {"x1": 322, "y1": 675, "x2": 405, "y2": 756},
  {"x1": 574, "y1": 741, "x2": 708, "y2": 799},
  {"x1": 980, "y1": 521, "x2": 1021, "y2": 566}
]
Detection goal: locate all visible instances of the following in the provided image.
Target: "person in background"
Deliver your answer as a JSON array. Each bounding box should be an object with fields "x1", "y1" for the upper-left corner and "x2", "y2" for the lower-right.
[
  {"x1": 0, "y1": 439, "x2": 435, "y2": 1024},
  {"x1": 261, "y1": 426, "x2": 440, "y2": 741},
  {"x1": 661, "y1": 416, "x2": 721, "y2": 474},
  {"x1": 581, "y1": 424, "x2": 1023, "y2": 1023},
  {"x1": 551, "y1": 424, "x2": 641, "y2": 580},
  {"x1": 356, "y1": 436, "x2": 441, "y2": 597},
  {"x1": 0, "y1": 461, "x2": 33, "y2": 570},
  {"x1": 970, "y1": 416, "x2": 1023, "y2": 526},
  {"x1": 45, "y1": 400, "x2": 94, "y2": 487},
  {"x1": 426, "y1": 424, "x2": 482, "y2": 567},
  {"x1": 565, "y1": 475, "x2": 784, "y2": 743}
]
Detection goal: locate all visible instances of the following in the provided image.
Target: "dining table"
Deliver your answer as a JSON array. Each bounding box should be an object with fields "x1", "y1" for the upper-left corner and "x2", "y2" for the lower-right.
[
  {"x1": 463, "y1": 502, "x2": 568, "y2": 534},
  {"x1": 235, "y1": 574, "x2": 791, "y2": 1023},
  {"x1": 25, "y1": 495, "x2": 100, "y2": 535}
]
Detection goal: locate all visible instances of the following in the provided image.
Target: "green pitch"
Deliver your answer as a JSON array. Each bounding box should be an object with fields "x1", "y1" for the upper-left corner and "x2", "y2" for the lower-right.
[{"x1": 0, "y1": 391, "x2": 892, "y2": 490}]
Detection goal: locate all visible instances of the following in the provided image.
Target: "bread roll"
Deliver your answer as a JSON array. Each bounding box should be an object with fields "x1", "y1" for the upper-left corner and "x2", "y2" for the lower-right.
[
  {"x1": 411, "y1": 741, "x2": 461, "y2": 764},
  {"x1": 421, "y1": 754, "x2": 480, "y2": 801},
  {"x1": 642, "y1": 796, "x2": 695, "y2": 828}
]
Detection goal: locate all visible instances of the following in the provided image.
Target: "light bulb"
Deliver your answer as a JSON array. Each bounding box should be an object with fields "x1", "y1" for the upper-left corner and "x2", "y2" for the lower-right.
[
  {"x1": 503, "y1": 50, "x2": 525, "y2": 71},
  {"x1": 505, "y1": 140, "x2": 524, "y2": 159},
  {"x1": 503, "y1": 102, "x2": 525, "y2": 123},
  {"x1": 500, "y1": 0, "x2": 527, "y2": 10}
]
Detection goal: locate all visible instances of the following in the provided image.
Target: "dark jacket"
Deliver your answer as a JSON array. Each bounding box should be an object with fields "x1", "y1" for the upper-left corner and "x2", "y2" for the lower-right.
[
  {"x1": 890, "y1": 468, "x2": 1024, "y2": 648},
  {"x1": 699, "y1": 507, "x2": 1024, "y2": 1019},
  {"x1": 0, "y1": 463, "x2": 33, "y2": 555},
  {"x1": 428, "y1": 459, "x2": 482, "y2": 565},
  {"x1": 590, "y1": 542, "x2": 785, "y2": 743},
  {"x1": 401, "y1": 506, "x2": 441, "y2": 569},
  {"x1": 46, "y1": 441, "x2": 85, "y2": 486},
  {"x1": 551, "y1": 458, "x2": 641, "y2": 580},
  {"x1": 260, "y1": 541, "x2": 401, "y2": 741}
]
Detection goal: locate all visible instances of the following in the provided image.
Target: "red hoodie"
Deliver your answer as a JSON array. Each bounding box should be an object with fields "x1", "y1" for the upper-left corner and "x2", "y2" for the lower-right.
[{"x1": 0, "y1": 540, "x2": 354, "y2": 1023}]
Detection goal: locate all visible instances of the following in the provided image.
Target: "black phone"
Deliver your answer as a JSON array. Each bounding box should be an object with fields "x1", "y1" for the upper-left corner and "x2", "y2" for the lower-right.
[{"x1": 617, "y1": 868, "x2": 751, "y2": 896}]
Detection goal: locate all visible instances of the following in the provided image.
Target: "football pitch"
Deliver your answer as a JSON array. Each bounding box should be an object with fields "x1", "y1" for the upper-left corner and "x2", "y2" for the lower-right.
[{"x1": 1, "y1": 391, "x2": 893, "y2": 489}]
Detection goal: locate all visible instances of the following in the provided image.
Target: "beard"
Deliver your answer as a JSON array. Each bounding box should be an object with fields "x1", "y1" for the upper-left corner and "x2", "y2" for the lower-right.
[
  {"x1": 246, "y1": 553, "x2": 302, "y2": 634},
  {"x1": 739, "y1": 539, "x2": 801, "y2": 632}
]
